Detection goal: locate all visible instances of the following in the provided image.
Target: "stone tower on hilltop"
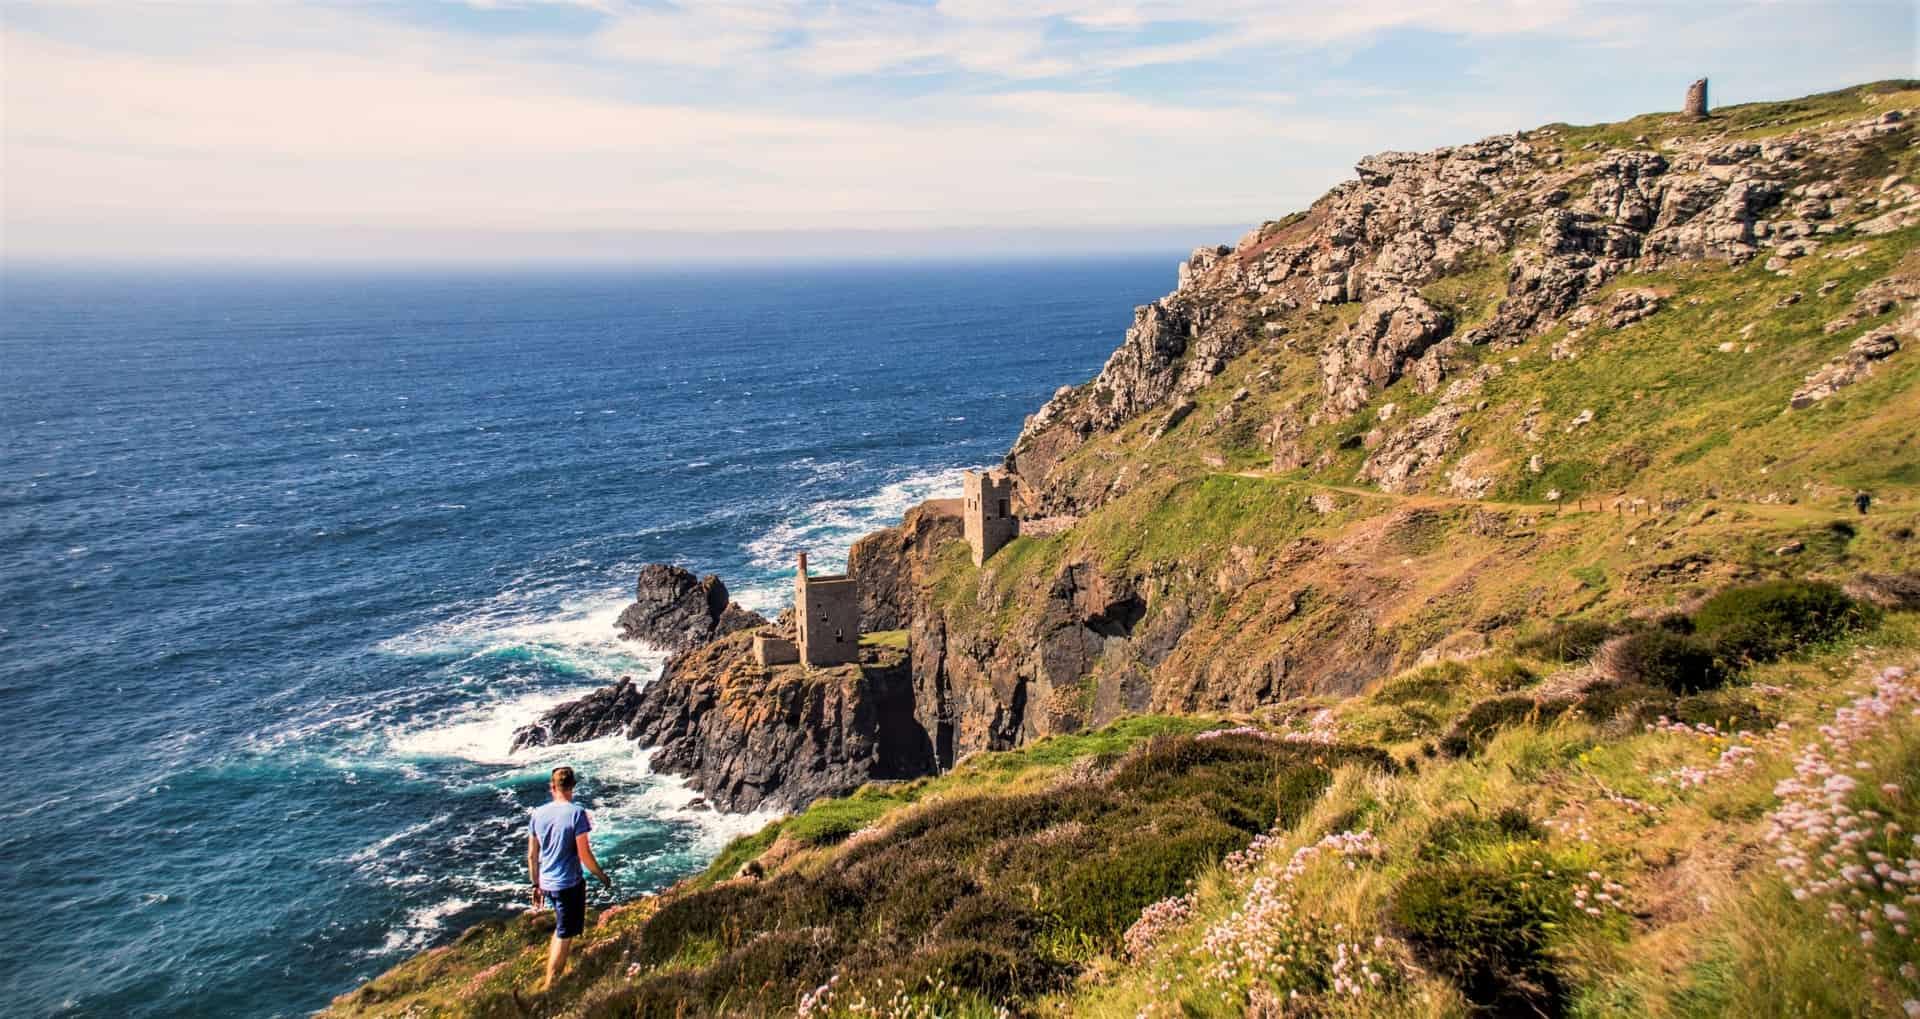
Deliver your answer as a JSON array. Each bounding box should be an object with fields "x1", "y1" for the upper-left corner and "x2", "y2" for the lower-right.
[
  {"x1": 963, "y1": 469, "x2": 1017, "y2": 566},
  {"x1": 794, "y1": 552, "x2": 860, "y2": 667},
  {"x1": 1684, "y1": 78, "x2": 1709, "y2": 120}
]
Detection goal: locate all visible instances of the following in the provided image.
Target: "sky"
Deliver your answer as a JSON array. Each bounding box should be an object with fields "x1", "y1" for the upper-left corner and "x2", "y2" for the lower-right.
[{"x1": 2, "y1": 1, "x2": 1915, "y2": 262}]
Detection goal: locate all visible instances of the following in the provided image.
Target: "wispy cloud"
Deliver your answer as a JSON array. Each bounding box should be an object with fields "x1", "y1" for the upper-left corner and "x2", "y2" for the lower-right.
[{"x1": 2, "y1": 0, "x2": 1910, "y2": 260}]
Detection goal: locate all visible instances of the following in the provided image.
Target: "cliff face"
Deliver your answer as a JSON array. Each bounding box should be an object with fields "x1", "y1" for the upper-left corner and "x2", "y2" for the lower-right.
[
  {"x1": 845, "y1": 498, "x2": 963, "y2": 631},
  {"x1": 1008, "y1": 100, "x2": 1916, "y2": 512},
  {"x1": 904, "y1": 86, "x2": 1920, "y2": 765},
  {"x1": 625, "y1": 633, "x2": 933, "y2": 812}
]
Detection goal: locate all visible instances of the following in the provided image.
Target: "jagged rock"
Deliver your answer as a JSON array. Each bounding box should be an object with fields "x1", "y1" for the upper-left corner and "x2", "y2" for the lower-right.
[
  {"x1": 509, "y1": 676, "x2": 646, "y2": 752},
  {"x1": 1320, "y1": 290, "x2": 1451, "y2": 415},
  {"x1": 1358, "y1": 376, "x2": 1482, "y2": 492},
  {"x1": 1605, "y1": 288, "x2": 1662, "y2": 328},
  {"x1": 1790, "y1": 330, "x2": 1903, "y2": 408},
  {"x1": 625, "y1": 634, "x2": 935, "y2": 812},
  {"x1": 615, "y1": 564, "x2": 765, "y2": 651}
]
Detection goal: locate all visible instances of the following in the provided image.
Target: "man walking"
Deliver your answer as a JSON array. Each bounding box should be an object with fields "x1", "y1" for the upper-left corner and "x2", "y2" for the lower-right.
[{"x1": 527, "y1": 765, "x2": 611, "y2": 992}]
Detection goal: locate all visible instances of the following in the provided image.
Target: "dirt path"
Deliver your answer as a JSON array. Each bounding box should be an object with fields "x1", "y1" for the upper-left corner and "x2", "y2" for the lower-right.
[{"x1": 1220, "y1": 470, "x2": 1856, "y2": 526}]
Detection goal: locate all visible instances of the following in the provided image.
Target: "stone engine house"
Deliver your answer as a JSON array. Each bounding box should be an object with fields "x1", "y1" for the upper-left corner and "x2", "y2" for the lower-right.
[
  {"x1": 793, "y1": 552, "x2": 860, "y2": 667},
  {"x1": 962, "y1": 469, "x2": 1017, "y2": 566}
]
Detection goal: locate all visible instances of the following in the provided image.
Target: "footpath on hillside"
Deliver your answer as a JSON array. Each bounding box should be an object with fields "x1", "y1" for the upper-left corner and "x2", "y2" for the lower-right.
[{"x1": 1220, "y1": 469, "x2": 1871, "y2": 526}]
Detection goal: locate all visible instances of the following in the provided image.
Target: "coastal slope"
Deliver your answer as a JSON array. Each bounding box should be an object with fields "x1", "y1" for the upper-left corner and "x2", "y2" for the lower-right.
[{"x1": 334, "y1": 81, "x2": 1920, "y2": 1018}]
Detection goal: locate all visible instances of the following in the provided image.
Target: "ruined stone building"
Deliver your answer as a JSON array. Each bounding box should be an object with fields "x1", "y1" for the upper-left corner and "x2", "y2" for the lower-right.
[
  {"x1": 752, "y1": 631, "x2": 799, "y2": 667},
  {"x1": 794, "y1": 552, "x2": 860, "y2": 667},
  {"x1": 1684, "y1": 78, "x2": 1709, "y2": 120},
  {"x1": 962, "y1": 469, "x2": 1017, "y2": 565}
]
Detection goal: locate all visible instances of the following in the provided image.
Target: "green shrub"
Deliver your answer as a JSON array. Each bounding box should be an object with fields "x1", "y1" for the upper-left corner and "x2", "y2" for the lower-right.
[
  {"x1": 1692, "y1": 579, "x2": 1875, "y2": 665},
  {"x1": 1440, "y1": 696, "x2": 1575, "y2": 756},
  {"x1": 1477, "y1": 657, "x2": 1539, "y2": 692},
  {"x1": 1374, "y1": 661, "x2": 1469, "y2": 705},
  {"x1": 1670, "y1": 690, "x2": 1778, "y2": 733},
  {"x1": 1516, "y1": 619, "x2": 1620, "y2": 662},
  {"x1": 606, "y1": 733, "x2": 1382, "y2": 1015},
  {"x1": 1602, "y1": 630, "x2": 1727, "y2": 695},
  {"x1": 1390, "y1": 863, "x2": 1571, "y2": 1014},
  {"x1": 1575, "y1": 682, "x2": 1672, "y2": 725},
  {"x1": 1418, "y1": 808, "x2": 1545, "y2": 861}
]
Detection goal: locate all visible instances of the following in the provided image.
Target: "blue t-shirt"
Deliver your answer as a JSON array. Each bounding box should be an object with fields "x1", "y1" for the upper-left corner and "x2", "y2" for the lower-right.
[{"x1": 529, "y1": 800, "x2": 593, "y2": 891}]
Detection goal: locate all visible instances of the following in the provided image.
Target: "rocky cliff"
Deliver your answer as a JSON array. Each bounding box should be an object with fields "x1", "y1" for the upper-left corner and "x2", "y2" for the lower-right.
[
  {"x1": 521, "y1": 81, "x2": 1920, "y2": 810},
  {"x1": 516, "y1": 628, "x2": 933, "y2": 812},
  {"x1": 346, "y1": 82, "x2": 1920, "y2": 1019}
]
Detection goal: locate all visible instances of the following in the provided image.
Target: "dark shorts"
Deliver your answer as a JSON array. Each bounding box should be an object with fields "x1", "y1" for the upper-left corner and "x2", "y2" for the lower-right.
[{"x1": 546, "y1": 882, "x2": 586, "y2": 939}]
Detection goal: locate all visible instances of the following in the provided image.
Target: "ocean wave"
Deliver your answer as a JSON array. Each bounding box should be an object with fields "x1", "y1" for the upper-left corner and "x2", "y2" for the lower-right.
[
  {"x1": 375, "y1": 590, "x2": 658, "y2": 682},
  {"x1": 742, "y1": 464, "x2": 973, "y2": 576},
  {"x1": 383, "y1": 685, "x2": 611, "y2": 765}
]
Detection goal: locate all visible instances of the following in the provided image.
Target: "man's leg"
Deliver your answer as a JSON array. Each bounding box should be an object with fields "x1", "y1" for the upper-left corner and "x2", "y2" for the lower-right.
[
  {"x1": 542, "y1": 932, "x2": 570, "y2": 990},
  {"x1": 539, "y1": 883, "x2": 585, "y2": 991}
]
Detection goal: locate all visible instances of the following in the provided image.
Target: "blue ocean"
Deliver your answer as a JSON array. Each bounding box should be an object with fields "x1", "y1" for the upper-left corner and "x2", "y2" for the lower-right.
[{"x1": 0, "y1": 257, "x2": 1172, "y2": 1017}]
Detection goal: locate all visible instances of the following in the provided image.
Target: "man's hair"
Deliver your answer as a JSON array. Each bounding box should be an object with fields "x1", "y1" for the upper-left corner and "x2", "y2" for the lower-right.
[{"x1": 550, "y1": 766, "x2": 577, "y2": 792}]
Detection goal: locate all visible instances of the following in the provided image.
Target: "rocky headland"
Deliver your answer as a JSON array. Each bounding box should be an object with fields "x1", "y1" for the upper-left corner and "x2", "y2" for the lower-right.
[{"x1": 513, "y1": 83, "x2": 1920, "y2": 816}]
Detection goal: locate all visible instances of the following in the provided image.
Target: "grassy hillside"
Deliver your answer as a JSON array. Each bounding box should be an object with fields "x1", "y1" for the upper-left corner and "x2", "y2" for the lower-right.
[{"x1": 331, "y1": 604, "x2": 1920, "y2": 1017}]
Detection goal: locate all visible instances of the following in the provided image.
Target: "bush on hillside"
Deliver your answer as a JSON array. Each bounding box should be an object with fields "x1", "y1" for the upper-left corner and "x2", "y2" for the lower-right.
[
  {"x1": 1390, "y1": 863, "x2": 1570, "y2": 1014},
  {"x1": 1692, "y1": 579, "x2": 1875, "y2": 665},
  {"x1": 1574, "y1": 682, "x2": 1671, "y2": 726},
  {"x1": 1439, "y1": 696, "x2": 1576, "y2": 757},
  {"x1": 1418, "y1": 808, "x2": 1544, "y2": 861},
  {"x1": 1597, "y1": 630, "x2": 1727, "y2": 695},
  {"x1": 1515, "y1": 619, "x2": 1620, "y2": 662},
  {"x1": 582, "y1": 734, "x2": 1392, "y2": 1015}
]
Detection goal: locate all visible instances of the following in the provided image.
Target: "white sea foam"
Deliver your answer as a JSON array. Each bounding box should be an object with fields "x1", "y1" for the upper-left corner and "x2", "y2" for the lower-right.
[
  {"x1": 384, "y1": 686, "x2": 610, "y2": 765},
  {"x1": 743, "y1": 464, "x2": 973, "y2": 576},
  {"x1": 375, "y1": 589, "x2": 659, "y2": 682},
  {"x1": 379, "y1": 897, "x2": 476, "y2": 954}
]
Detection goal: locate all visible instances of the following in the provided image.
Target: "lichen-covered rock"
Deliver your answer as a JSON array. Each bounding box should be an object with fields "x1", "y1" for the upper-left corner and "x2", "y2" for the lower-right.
[
  {"x1": 517, "y1": 633, "x2": 937, "y2": 812},
  {"x1": 625, "y1": 634, "x2": 935, "y2": 812},
  {"x1": 1320, "y1": 290, "x2": 1451, "y2": 416},
  {"x1": 1790, "y1": 329, "x2": 1903, "y2": 408}
]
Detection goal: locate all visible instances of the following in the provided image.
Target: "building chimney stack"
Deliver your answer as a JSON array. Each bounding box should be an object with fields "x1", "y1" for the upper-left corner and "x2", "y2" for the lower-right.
[{"x1": 797, "y1": 552, "x2": 809, "y2": 577}]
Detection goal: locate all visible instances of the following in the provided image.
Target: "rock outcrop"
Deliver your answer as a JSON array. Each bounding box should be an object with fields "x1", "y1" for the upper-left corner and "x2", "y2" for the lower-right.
[
  {"x1": 1320, "y1": 290, "x2": 1451, "y2": 416},
  {"x1": 1791, "y1": 328, "x2": 1903, "y2": 408},
  {"x1": 1008, "y1": 104, "x2": 1913, "y2": 506},
  {"x1": 625, "y1": 633, "x2": 934, "y2": 812},
  {"x1": 845, "y1": 499, "x2": 963, "y2": 631},
  {"x1": 510, "y1": 676, "x2": 646, "y2": 753},
  {"x1": 615, "y1": 564, "x2": 764, "y2": 650}
]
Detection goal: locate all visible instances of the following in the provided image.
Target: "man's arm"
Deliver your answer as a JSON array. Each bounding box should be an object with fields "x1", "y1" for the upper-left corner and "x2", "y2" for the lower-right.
[
  {"x1": 576, "y1": 833, "x2": 611, "y2": 889},
  {"x1": 527, "y1": 831, "x2": 543, "y2": 908}
]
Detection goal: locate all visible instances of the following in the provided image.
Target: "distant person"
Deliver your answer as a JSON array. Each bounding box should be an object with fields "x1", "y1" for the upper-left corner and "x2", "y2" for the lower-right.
[
  {"x1": 526, "y1": 766, "x2": 611, "y2": 992},
  {"x1": 1856, "y1": 491, "x2": 1872, "y2": 515}
]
